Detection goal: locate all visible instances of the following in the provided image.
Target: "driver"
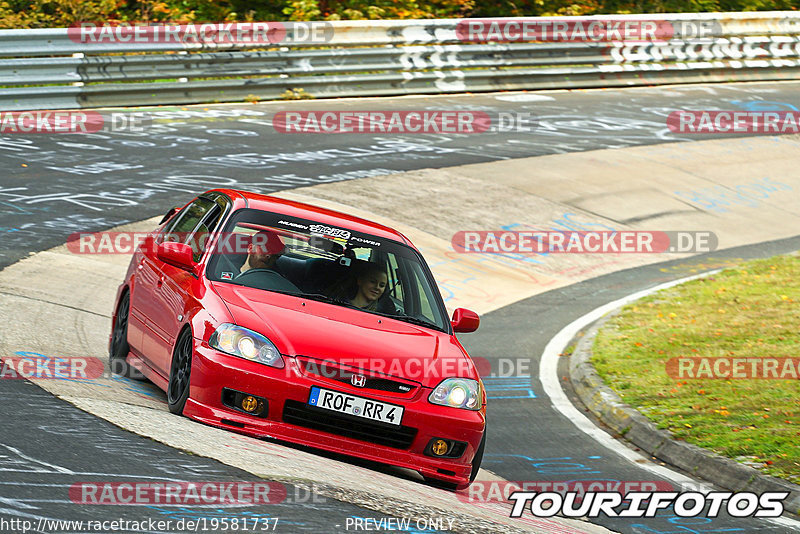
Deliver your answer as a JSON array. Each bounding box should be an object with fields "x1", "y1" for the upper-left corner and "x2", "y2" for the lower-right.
[
  {"x1": 234, "y1": 230, "x2": 300, "y2": 293},
  {"x1": 240, "y1": 230, "x2": 285, "y2": 274}
]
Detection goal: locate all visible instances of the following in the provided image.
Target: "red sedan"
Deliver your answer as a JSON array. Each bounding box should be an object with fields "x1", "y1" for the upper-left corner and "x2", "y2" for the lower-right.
[{"x1": 109, "y1": 189, "x2": 485, "y2": 489}]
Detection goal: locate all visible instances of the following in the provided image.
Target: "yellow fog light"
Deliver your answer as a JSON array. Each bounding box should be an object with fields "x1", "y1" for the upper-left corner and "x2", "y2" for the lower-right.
[
  {"x1": 241, "y1": 395, "x2": 259, "y2": 413},
  {"x1": 431, "y1": 439, "x2": 449, "y2": 456}
]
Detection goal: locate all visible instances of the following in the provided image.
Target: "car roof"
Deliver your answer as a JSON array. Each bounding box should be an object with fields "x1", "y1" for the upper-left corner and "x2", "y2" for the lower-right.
[{"x1": 207, "y1": 189, "x2": 413, "y2": 246}]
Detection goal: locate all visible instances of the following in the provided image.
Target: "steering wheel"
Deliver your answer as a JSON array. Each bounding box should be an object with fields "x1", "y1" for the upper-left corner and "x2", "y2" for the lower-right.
[
  {"x1": 234, "y1": 268, "x2": 300, "y2": 292},
  {"x1": 235, "y1": 268, "x2": 276, "y2": 279}
]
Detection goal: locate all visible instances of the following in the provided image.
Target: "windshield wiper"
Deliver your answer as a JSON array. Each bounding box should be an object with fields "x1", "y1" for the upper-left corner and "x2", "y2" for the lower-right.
[
  {"x1": 399, "y1": 316, "x2": 443, "y2": 331},
  {"x1": 374, "y1": 311, "x2": 444, "y2": 332},
  {"x1": 296, "y1": 295, "x2": 444, "y2": 331}
]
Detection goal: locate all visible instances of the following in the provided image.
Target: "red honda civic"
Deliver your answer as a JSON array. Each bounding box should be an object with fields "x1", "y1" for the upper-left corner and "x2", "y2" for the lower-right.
[{"x1": 109, "y1": 189, "x2": 486, "y2": 489}]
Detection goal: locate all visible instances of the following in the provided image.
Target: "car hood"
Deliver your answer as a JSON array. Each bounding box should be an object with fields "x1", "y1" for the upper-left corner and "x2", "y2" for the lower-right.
[{"x1": 210, "y1": 282, "x2": 474, "y2": 387}]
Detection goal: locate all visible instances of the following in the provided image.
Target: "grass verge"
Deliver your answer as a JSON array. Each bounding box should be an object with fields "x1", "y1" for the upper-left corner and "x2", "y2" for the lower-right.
[{"x1": 592, "y1": 254, "x2": 800, "y2": 483}]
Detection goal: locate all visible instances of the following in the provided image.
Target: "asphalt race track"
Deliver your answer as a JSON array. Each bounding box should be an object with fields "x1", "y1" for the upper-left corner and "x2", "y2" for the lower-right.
[
  {"x1": 2, "y1": 82, "x2": 800, "y2": 533},
  {"x1": 4, "y1": 81, "x2": 800, "y2": 270},
  {"x1": 0, "y1": 379, "x2": 412, "y2": 532},
  {"x1": 460, "y1": 236, "x2": 800, "y2": 534}
]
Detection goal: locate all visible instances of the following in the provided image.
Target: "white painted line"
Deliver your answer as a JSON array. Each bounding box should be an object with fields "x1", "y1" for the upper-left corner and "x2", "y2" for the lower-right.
[
  {"x1": 494, "y1": 94, "x2": 556, "y2": 102},
  {"x1": 538, "y1": 270, "x2": 800, "y2": 530},
  {"x1": 0, "y1": 444, "x2": 74, "y2": 475}
]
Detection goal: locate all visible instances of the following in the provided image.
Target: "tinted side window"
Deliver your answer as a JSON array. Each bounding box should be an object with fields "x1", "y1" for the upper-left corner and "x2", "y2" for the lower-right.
[
  {"x1": 162, "y1": 197, "x2": 216, "y2": 243},
  {"x1": 188, "y1": 203, "x2": 226, "y2": 262},
  {"x1": 405, "y1": 258, "x2": 445, "y2": 327}
]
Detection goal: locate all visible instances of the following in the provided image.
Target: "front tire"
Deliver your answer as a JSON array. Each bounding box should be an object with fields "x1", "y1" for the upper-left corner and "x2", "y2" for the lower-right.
[
  {"x1": 423, "y1": 429, "x2": 486, "y2": 491},
  {"x1": 469, "y1": 430, "x2": 487, "y2": 483},
  {"x1": 167, "y1": 328, "x2": 193, "y2": 415}
]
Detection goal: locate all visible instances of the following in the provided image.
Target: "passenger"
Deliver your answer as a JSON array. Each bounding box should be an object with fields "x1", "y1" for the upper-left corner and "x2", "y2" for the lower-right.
[
  {"x1": 329, "y1": 262, "x2": 392, "y2": 312},
  {"x1": 239, "y1": 230, "x2": 285, "y2": 275},
  {"x1": 350, "y1": 263, "x2": 389, "y2": 311}
]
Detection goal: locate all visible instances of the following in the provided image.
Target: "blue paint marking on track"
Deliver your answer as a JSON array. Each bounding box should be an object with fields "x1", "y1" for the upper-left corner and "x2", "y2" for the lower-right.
[
  {"x1": 9, "y1": 351, "x2": 97, "y2": 385},
  {"x1": 673, "y1": 177, "x2": 792, "y2": 214},
  {"x1": 729, "y1": 100, "x2": 798, "y2": 112},
  {"x1": 8, "y1": 350, "x2": 163, "y2": 399},
  {"x1": 111, "y1": 374, "x2": 164, "y2": 399},
  {"x1": 482, "y1": 376, "x2": 536, "y2": 399},
  {"x1": 483, "y1": 453, "x2": 603, "y2": 475},
  {"x1": 0, "y1": 200, "x2": 33, "y2": 213},
  {"x1": 631, "y1": 514, "x2": 746, "y2": 533}
]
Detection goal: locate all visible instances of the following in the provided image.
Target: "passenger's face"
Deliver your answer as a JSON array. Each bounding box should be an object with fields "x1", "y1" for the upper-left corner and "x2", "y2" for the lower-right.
[{"x1": 358, "y1": 272, "x2": 388, "y2": 302}]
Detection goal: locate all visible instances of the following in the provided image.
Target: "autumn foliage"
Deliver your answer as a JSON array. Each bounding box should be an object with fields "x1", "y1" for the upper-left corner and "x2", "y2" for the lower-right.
[{"x1": 1, "y1": 0, "x2": 797, "y2": 29}]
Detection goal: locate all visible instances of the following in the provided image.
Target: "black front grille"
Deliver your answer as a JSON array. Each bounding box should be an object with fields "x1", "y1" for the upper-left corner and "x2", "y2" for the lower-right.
[
  {"x1": 331, "y1": 372, "x2": 415, "y2": 394},
  {"x1": 299, "y1": 359, "x2": 419, "y2": 395},
  {"x1": 282, "y1": 400, "x2": 418, "y2": 449}
]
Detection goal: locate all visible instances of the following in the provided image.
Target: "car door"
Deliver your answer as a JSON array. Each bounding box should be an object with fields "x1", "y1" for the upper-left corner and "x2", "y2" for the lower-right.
[
  {"x1": 156, "y1": 200, "x2": 228, "y2": 376},
  {"x1": 128, "y1": 205, "x2": 186, "y2": 367},
  {"x1": 134, "y1": 196, "x2": 220, "y2": 377}
]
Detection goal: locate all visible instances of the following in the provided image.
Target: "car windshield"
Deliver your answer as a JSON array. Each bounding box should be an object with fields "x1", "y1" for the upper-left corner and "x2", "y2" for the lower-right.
[{"x1": 206, "y1": 208, "x2": 450, "y2": 332}]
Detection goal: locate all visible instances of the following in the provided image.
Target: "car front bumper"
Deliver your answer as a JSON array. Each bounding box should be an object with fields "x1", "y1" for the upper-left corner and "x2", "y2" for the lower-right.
[{"x1": 183, "y1": 339, "x2": 486, "y2": 488}]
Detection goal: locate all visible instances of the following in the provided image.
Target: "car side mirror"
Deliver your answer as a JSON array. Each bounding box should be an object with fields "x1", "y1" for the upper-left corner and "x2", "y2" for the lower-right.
[
  {"x1": 157, "y1": 241, "x2": 197, "y2": 274},
  {"x1": 159, "y1": 206, "x2": 179, "y2": 225},
  {"x1": 451, "y1": 308, "x2": 479, "y2": 333}
]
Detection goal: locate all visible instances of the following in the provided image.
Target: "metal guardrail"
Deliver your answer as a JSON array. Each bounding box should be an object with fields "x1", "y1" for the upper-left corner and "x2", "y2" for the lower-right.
[{"x1": 1, "y1": 12, "x2": 800, "y2": 110}]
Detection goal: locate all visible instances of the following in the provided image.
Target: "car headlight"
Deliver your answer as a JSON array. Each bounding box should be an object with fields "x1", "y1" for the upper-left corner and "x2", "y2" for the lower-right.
[
  {"x1": 428, "y1": 378, "x2": 482, "y2": 410},
  {"x1": 209, "y1": 323, "x2": 284, "y2": 369}
]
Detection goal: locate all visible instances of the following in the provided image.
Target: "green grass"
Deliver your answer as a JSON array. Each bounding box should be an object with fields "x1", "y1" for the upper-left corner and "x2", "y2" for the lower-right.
[{"x1": 592, "y1": 254, "x2": 800, "y2": 483}]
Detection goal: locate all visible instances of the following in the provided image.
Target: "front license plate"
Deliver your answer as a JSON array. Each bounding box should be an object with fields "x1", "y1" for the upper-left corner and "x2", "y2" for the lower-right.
[{"x1": 308, "y1": 386, "x2": 403, "y2": 426}]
